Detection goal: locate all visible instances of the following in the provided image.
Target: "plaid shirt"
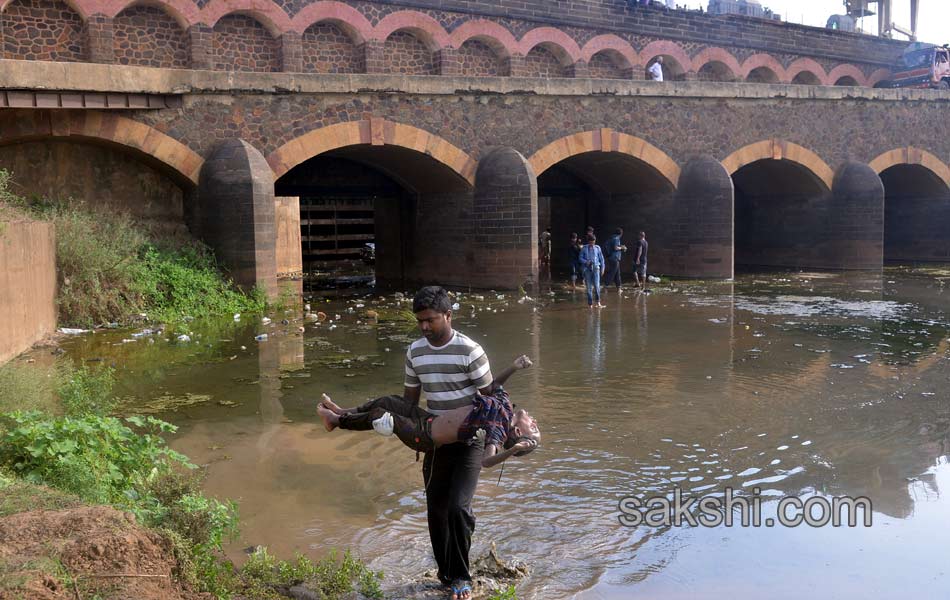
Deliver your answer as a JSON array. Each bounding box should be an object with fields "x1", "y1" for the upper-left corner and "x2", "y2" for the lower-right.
[{"x1": 458, "y1": 388, "x2": 513, "y2": 449}]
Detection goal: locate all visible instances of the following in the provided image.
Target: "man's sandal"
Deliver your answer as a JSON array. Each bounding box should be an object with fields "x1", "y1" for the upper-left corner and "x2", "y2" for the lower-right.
[{"x1": 450, "y1": 579, "x2": 472, "y2": 600}]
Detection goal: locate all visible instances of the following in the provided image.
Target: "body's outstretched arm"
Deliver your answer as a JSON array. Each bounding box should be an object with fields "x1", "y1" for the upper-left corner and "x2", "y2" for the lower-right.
[{"x1": 491, "y1": 355, "x2": 532, "y2": 392}]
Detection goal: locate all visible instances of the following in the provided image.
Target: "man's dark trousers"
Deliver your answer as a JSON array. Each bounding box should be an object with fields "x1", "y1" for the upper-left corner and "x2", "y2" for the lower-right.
[
  {"x1": 423, "y1": 441, "x2": 482, "y2": 585},
  {"x1": 604, "y1": 258, "x2": 622, "y2": 288}
]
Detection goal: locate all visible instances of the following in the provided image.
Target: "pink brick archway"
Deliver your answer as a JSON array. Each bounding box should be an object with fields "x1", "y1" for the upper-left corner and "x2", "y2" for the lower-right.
[
  {"x1": 691, "y1": 47, "x2": 741, "y2": 80},
  {"x1": 202, "y1": 0, "x2": 292, "y2": 35},
  {"x1": 291, "y1": 1, "x2": 372, "y2": 42},
  {"x1": 517, "y1": 27, "x2": 582, "y2": 63},
  {"x1": 374, "y1": 10, "x2": 450, "y2": 51}
]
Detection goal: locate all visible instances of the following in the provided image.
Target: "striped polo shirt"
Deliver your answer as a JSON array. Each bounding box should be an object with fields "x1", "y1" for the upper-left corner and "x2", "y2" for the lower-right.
[{"x1": 404, "y1": 331, "x2": 493, "y2": 414}]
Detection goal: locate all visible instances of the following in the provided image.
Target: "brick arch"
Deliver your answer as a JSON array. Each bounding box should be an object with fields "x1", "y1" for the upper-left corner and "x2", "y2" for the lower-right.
[
  {"x1": 867, "y1": 68, "x2": 892, "y2": 87},
  {"x1": 266, "y1": 119, "x2": 476, "y2": 185},
  {"x1": 290, "y1": 1, "x2": 371, "y2": 43},
  {"x1": 786, "y1": 58, "x2": 828, "y2": 85},
  {"x1": 2, "y1": 0, "x2": 88, "y2": 19},
  {"x1": 869, "y1": 147, "x2": 950, "y2": 189},
  {"x1": 581, "y1": 34, "x2": 637, "y2": 68},
  {"x1": 0, "y1": 112, "x2": 203, "y2": 186},
  {"x1": 691, "y1": 47, "x2": 741, "y2": 80},
  {"x1": 741, "y1": 53, "x2": 785, "y2": 81},
  {"x1": 201, "y1": 0, "x2": 291, "y2": 35},
  {"x1": 107, "y1": 0, "x2": 200, "y2": 28},
  {"x1": 528, "y1": 128, "x2": 680, "y2": 189},
  {"x1": 374, "y1": 10, "x2": 449, "y2": 51},
  {"x1": 449, "y1": 20, "x2": 518, "y2": 59},
  {"x1": 639, "y1": 40, "x2": 691, "y2": 74},
  {"x1": 518, "y1": 27, "x2": 582, "y2": 64},
  {"x1": 722, "y1": 139, "x2": 834, "y2": 190},
  {"x1": 827, "y1": 64, "x2": 867, "y2": 87}
]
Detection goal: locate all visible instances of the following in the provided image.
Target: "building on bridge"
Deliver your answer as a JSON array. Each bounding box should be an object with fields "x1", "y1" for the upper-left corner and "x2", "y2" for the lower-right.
[{"x1": 0, "y1": 0, "x2": 947, "y2": 296}]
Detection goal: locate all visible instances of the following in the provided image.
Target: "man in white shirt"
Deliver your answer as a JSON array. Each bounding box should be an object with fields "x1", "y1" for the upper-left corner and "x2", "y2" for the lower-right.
[{"x1": 648, "y1": 56, "x2": 664, "y2": 82}]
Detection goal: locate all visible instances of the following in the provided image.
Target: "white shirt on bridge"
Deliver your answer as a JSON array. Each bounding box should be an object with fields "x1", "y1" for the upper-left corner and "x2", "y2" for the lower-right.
[{"x1": 648, "y1": 61, "x2": 664, "y2": 82}]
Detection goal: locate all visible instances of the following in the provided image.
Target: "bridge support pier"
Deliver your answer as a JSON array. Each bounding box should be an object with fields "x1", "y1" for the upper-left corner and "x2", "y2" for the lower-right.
[
  {"x1": 829, "y1": 161, "x2": 885, "y2": 270},
  {"x1": 194, "y1": 139, "x2": 279, "y2": 298},
  {"x1": 671, "y1": 156, "x2": 734, "y2": 279},
  {"x1": 471, "y1": 147, "x2": 538, "y2": 290}
]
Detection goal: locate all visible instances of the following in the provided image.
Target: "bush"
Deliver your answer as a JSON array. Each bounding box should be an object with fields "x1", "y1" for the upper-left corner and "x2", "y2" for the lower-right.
[
  {"x1": 0, "y1": 170, "x2": 265, "y2": 327},
  {"x1": 238, "y1": 547, "x2": 383, "y2": 600},
  {"x1": 0, "y1": 360, "x2": 68, "y2": 415},
  {"x1": 58, "y1": 364, "x2": 116, "y2": 416}
]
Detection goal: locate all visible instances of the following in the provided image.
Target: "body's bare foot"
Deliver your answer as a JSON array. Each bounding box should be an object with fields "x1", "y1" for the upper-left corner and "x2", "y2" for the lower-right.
[
  {"x1": 317, "y1": 404, "x2": 339, "y2": 431},
  {"x1": 320, "y1": 393, "x2": 346, "y2": 415}
]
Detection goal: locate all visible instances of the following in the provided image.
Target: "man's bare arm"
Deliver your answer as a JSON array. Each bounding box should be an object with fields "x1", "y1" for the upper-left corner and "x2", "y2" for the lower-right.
[{"x1": 403, "y1": 385, "x2": 421, "y2": 408}]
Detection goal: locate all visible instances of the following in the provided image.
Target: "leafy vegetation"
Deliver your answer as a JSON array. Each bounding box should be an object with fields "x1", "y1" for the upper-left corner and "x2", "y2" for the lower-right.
[
  {"x1": 0, "y1": 169, "x2": 265, "y2": 327},
  {"x1": 0, "y1": 366, "x2": 383, "y2": 599}
]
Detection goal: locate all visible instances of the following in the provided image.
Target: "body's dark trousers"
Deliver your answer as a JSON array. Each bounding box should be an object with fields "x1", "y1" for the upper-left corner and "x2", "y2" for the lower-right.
[
  {"x1": 337, "y1": 395, "x2": 435, "y2": 452},
  {"x1": 423, "y1": 441, "x2": 482, "y2": 585},
  {"x1": 604, "y1": 258, "x2": 622, "y2": 288}
]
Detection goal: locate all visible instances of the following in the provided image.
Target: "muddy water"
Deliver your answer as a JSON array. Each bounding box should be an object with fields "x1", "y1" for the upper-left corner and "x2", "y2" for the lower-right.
[{"x1": 61, "y1": 269, "x2": 950, "y2": 599}]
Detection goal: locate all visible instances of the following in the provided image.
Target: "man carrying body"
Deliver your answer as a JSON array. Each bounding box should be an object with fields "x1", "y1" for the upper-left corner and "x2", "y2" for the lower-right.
[{"x1": 403, "y1": 286, "x2": 492, "y2": 600}]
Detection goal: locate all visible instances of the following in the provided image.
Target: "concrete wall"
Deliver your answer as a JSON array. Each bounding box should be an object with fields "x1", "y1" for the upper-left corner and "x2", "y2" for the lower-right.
[
  {"x1": 274, "y1": 196, "x2": 302, "y2": 279},
  {"x1": 0, "y1": 221, "x2": 56, "y2": 364}
]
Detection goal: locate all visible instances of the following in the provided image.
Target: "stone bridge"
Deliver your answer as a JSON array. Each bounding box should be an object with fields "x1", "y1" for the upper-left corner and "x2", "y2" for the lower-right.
[{"x1": 1, "y1": 0, "x2": 949, "y2": 293}]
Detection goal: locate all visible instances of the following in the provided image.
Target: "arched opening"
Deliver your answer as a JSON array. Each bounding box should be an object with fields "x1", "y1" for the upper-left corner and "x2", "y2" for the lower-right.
[
  {"x1": 881, "y1": 165, "x2": 950, "y2": 263},
  {"x1": 0, "y1": 139, "x2": 189, "y2": 235},
  {"x1": 457, "y1": 38, "x2": 508, "y2": 77},
  {"x1": 834, "y1": 76, "x2": 859, "y2": 87},
  {"x1": 302, "y1": 21, "x2": 362, "y2": 73},
  {"x1": 746, "y1": 66, "x2": 780, "y2": 84},
  {"x1": 696, "y1": 60, "x2": 737, "y2": 82},
  {"x1": 644, "y1": 55, "x2": 687, "y2": 81},
  {"x1": 213, "y1": 13, "x2": 280, "y2": 72},
  {"x1": 536, "y1": 152, "x2": 675, "y2": 279},
  {"x1": 588, "y1": 49, "x2": 630, "y2": 80},
  {"x1": 1, "y1": 0, "x2": 85, "y2": 62},
  {"x1": 113, "y1": 4, "x2": 190, "y2": 69},
  {"x1": 274, "y1": 145, "x2": 473, "y2": 290},
  {"x1": 791, "y1": 71, "x2": 822, "y2": 85},
  {"x1": 382, "y1": 29, "x2": 436, "y2": 75},
  {"x1": 523, "y1": 43, "x2": 571, "y2": 78},
  {"x1": 732, "y1": 159, "x2": 831, "y2": 269}
]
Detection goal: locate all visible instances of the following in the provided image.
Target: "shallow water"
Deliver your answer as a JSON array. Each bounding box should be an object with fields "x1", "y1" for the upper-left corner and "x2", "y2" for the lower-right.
[{"x1": 61, "y1": 268, "x2": 950, "y2": 599}]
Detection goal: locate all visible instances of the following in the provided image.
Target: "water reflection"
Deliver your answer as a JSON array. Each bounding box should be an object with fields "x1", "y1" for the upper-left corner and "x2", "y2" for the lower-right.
[{"x1": 59, "y1": 268, "x2": 950, "y2": 598}]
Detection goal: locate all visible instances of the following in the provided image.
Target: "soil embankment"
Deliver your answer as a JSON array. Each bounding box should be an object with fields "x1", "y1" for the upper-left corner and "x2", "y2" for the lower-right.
[{"x1": 0, "y1": 505, "x2": 204, "y2": 600}]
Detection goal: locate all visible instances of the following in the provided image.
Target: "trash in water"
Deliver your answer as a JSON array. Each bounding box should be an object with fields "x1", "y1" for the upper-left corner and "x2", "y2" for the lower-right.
[
  {"x1": 452, "y1": 303, "x2": 461, "y2": 310},
  {"x1": 262, "y1": 317, "x2": 271, "y2": 325},
  {"x1": 176, "y1": 334, "x2": 191, "y2": 343},
  {"x1": 234, "y1": 313, "x2": 241, "y2": 320},
  {"x1": 58, "y1": 328, "x2": 89, "y2": 335},
  {"x1": 255, "y1": 334, "x2": 268, "y2": 342}
]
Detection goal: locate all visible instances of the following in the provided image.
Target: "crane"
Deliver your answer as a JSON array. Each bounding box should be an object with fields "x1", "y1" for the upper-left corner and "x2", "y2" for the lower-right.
[{"x1": 844, "y1": 0, "x2": 921, "y2": 40}]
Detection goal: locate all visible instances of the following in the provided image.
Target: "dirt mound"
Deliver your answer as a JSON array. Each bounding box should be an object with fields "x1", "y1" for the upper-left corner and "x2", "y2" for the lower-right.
[{"x1": 0, "y1": 505, "x2": 206, "y2": 600}]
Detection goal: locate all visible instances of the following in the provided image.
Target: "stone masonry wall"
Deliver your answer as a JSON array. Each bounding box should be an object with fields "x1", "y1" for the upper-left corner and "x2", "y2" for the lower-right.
[
  {"x1": 457, "y1": 40, "x2": 503, "y2": 77},
  {"x1": 113, "y1": 5, "x2": 190, "y2": 69},
  {"x1": 382, "y1": 31, "x2": 435, "y2": 76},
  {"x1": 2, "y1": 0, "x2": 85, "y2": 62},
  {"x1": 302, "y1": 22, "x2": 361, "y2": 73},
  {"x1": 522, "y1": 46, "x2": 568, "y2": 79},
  {"x1": 213, "y1": 14, "x2": 281, "y2": 73}
]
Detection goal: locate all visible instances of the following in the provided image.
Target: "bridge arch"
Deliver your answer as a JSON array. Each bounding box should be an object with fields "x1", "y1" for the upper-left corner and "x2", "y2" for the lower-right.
[
  {"x1": 201, "y1": 0, "x2": 291, "y2": 35},
  {"x1": 691, "y1": 47, "x2": 741, "y2": 81},
  {"x1": 291, "y1": 1, "x2": 372, "y2": 42},
  {"x1": 1, "y1": 0, "x2": 88, "y2": 19},
  {"x1": 449, "y1": 20, "x2": 518, "y2": 59},
  {"x1": 374, "y1": 10, "x2": 449, "y2": 51},
  {"x1": 518, "y1": 27, "x2": 582, "y2": 65},
  {"x1": 741, "y1": 54, "x2": 784, "y2": 83},
  {"x1": 640, "y1": 40, "x2": 690, "y2": 80},
  {"x1": 0, "y1": 111, "x2": 202, "y2": 186},
  {"x1": 266, "y1": 119, "x2": 475, "y2": 184},
  {"x1": 786, "y1": 58, "x2": 828, "y2": 85},
  {"x1": 581, "y1": 35, "x2": 637, "y2": 68},
  {"x1": 869, "y1": 147, "x2": 950, "y2": 188},
  {"x1": 722, "y1": 139, "x2": 833, "y2": 191},
  {"x1": 529, "y1": 129, "x2": 679, "y2": 188},
  {"x1": 867, "y1": 68, "x2": 893, "y2": 87},
  {"x1": 827, "y1": 64, "x2": 867, "y2": 87},
  {"x1": 108, "y1": 0, "x2": 199, "y2": 28},
  {"x1": 871, "y1": 148, "x2": 950, "y2": 263}
]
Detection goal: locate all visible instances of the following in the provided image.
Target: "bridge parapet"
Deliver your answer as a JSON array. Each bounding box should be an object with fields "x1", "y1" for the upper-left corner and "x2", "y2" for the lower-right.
[{"x1": 0, "y1": 0, "x2": 908, "y2": 87}]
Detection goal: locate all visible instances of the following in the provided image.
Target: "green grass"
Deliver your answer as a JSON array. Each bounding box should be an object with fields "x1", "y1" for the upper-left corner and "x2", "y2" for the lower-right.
[
  {"x1": 0, "y1": 475, "x2": 83, "y2": 518},
  {"x1": 0, "y1": 169, "x2": 265, "y2": 328}
]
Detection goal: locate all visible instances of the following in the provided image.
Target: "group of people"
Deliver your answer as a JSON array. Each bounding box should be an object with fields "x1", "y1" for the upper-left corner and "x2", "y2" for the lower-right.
[
  {"x1": 318, "y1": 286, "x2": 541, "y2": 600},
  {"x1": 565, "y1": 227, "x2": 649, "y2": 308}
]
